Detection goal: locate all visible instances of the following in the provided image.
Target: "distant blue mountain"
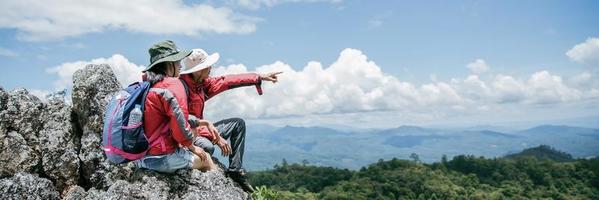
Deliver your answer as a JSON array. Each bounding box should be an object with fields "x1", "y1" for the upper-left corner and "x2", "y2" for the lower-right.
[
  {"x1": 471, "y1": 130, "x2": 519, "y2": 138},
  {"x1": 376, "y1": 125, "x2": 437, "y2": 135},
  {"x1": 383, "y1": 135, "x2": 447, "y2": 148},
  {"x1": 233, "y1": 124, "x2": 599, "y2": 171},
  {"x1": 520, "y1": 125, "x2": 599, "y2": 135}
]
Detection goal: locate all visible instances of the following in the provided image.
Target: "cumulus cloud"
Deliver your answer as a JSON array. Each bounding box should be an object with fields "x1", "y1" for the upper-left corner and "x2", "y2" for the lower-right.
[
  {"x1": 43, "y1": 48, "x2": 599, "y2": 125},
  {"x1": 466, "y1": 59, "x2": 490, "y2": 74},
  {"x1": 232, "y1": 0, "x2": 342, "y2": 10},
  {"x1": 526, "y1": 71, "x2": 582, "y2": 104},
  {"x1": 566, "y1": 37, "x2": 599, "y2": 66},
  {"x1": 201, "y1": 48, "x2": 599, "y2": 121},
  {"x1": 0, "y1": 0, "x2": 257, "y2": 41},
  {"x1": 46, "y1": 54, "x2": 143, "y2": 90}
]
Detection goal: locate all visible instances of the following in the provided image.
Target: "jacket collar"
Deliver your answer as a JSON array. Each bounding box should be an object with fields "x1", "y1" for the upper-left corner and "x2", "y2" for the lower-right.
[{"x1": 181, "y1": 74, "x2": 201, "y2": 90}]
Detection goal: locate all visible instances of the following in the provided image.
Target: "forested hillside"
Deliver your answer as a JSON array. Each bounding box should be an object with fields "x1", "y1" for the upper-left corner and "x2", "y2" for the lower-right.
[{"x1": 249, "y1": 145, "x2": 599, "y2": 199}]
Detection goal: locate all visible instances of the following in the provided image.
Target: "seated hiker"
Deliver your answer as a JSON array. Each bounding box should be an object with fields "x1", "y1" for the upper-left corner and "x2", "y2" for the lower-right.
[
  {"x1": 133, "y1": 40, "x2": 216, "y2": 173},
  {"x1": 179, "y1": 48, "x2": 281, "y2": 193}
]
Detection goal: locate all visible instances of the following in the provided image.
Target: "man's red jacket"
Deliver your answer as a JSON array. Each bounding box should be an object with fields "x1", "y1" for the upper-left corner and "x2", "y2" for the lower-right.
[{"x1": 180, "y1": 73, "x2": 262, "y2": 142}]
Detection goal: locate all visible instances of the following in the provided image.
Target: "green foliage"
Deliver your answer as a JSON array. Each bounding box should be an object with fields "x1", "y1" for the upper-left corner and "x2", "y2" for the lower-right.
[
  {"x1": 505, "y1": 145, "x2": 574, "y2": 162},
  {"x1": 252, "y1": 186, "x2": 279, "y2": 200},
  {"x1": 249, "y1": 161, "x2": 353, "y2": 193},
  {"x1": 250, "y1": 146, "x2": 599, "y2": 199},
  {"x1": 251, "y1": 185, "x2": 319, "y2": 200}
]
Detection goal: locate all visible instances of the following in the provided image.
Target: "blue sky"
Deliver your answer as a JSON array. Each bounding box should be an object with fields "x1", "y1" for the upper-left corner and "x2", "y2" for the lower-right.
[{"x1": 1, "y1": 0, "x2": 598, "y2": 128}]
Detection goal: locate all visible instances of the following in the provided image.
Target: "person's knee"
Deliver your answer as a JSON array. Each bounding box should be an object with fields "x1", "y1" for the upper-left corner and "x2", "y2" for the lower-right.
[
  {"x1": 193, "y1": 137, "x2": 215, "y2": 155},
  {"x1": 205, "y1": 145, "x2": 215, "y2": 155},
  {"x1": 231, "y1": 117, "x2": 245, "y2": 133}
]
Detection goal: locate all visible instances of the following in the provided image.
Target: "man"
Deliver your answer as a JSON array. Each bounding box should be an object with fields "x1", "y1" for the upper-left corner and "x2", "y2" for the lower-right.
[
  {"x1": 133, "y1": 40, "x2": 216, "y2": 173},
  {"x1": 179, "y1": 48, "x2": 281, "y2": 193}
]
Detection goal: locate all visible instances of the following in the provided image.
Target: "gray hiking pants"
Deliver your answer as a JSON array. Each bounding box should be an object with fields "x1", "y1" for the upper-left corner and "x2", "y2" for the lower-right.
[{"x1": 193, "y1": 118, "x2": 246, "y2": 172}]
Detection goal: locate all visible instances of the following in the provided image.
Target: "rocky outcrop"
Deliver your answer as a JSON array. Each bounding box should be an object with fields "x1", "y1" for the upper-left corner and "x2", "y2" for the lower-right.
[
  {"x1": 39, "y1": 93, "x2": 80, "y2": 191},
  {"x1": 0, "y1": 64, "x2": 249, "y2": 199},
  {"x1": 72, "y1": 64, "x2": 125, "y2": 189},
  {"x1": 0, "y1": 172, "x2": 60, "y2": 200},
  {"x1": 0, "y1": 88, "x2": 43, "y2": 177},
  {"x1": 62, "y1": 169, "x2": 247, "y2": 200}
]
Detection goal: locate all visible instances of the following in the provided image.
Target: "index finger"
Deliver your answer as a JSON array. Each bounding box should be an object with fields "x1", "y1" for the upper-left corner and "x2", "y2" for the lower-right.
[{"x1": 272, "y1": 71, "x2": 283, "y2": 75}]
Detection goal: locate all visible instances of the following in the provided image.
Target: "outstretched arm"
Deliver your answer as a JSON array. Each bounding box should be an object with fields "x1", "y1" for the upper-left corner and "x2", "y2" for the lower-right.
[{"x1": 204, "y1": 71, "x2": 283, "y2": 99}]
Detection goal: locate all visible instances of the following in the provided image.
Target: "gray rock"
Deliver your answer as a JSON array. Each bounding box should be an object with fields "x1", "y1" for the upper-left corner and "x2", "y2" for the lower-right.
[
  {"x1": 62, "y1": 185, "x2": 87, "y2": 200},
  {"x1": 86, "y1": 177, "x2": 171, "y2": 199},
  {"x1": 0, "y1": 86, "x2": 8, "y2": 112},
  {"x1": 0, "y1": 88, "x2": 44, "y2": 154},
  {"x1": 0, "y1": 172, "x2": 60, "y2": 200},
  {"x1": 72, "y1": 64, "x2": 121, "y2": 134},
  {"x1": 179, "y1": 170, "x2": 249, "y2": 200},
  {"x1": 39, "y1": 94, "x2": 80, "y2": 191},
  {"x1": 0, "y1": 131, "x2": 39, "y2": 177},
  {"x1": 67, "y1": 168, "x2": 248, "y2": 200},
  {"x1": 0, "y1": 87, "x2": 8, "y2": 142},
  {"x1": 72, "y1": 64, "x2": 121, "y2": 189}
]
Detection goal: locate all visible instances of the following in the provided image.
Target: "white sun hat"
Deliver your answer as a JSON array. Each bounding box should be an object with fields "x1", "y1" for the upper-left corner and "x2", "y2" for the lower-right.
[{"x1": 180, "y1": 48, "x2": 220, "y2": 74}]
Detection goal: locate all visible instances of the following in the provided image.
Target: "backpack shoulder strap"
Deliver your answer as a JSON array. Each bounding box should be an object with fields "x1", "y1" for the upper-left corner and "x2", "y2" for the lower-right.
[{"x1": 179, "y1": 79, "x2": 190, "y2": 103}]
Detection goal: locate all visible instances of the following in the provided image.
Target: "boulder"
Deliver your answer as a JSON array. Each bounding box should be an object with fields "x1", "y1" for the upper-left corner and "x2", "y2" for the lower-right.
[
  {"x1": 0, "y1": 89, "x2": 43, "y2": 177},
  {"x1": 39, "y1": 93, "x2": 80, "y2": 191},
  {"x1": 0, "y1": 89, "x2": 44, "y2": 152},
  {"x1": 0, "y1": 86, "x2": 8, "y2": 143},
  {"x1": 71, "y1": 64, "x2": 121, "y2": 189},
  {"x1": 0, "y1": 172, "x2": 60, "y2": 200},
  {"x1": 63, "y1": 168, "x2": 249, "y2": 200},
  {"x1": 0, "y1": 131, "x2": 39, "y2": 177}
]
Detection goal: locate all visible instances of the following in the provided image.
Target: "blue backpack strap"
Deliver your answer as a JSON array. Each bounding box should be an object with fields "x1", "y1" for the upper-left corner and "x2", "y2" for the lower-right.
[{"x1": 139, "y1": 81, "x2": 151, "y2": 112}]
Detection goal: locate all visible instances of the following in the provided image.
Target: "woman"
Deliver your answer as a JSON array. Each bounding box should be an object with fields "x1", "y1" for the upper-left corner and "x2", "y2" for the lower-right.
[{"x1": 133, "y1": 40, "x2": 216, "y2": 173}]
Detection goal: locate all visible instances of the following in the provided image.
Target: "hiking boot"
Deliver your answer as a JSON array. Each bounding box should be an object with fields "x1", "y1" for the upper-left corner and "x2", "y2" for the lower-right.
[{"x1": 227, "y1": 170, "x2": 255, "y2": 193}]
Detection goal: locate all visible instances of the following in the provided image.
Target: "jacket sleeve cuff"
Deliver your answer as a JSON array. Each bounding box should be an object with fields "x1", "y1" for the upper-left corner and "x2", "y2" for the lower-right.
[
  {"x1": 180, "y1": 139, "x2": 193, "y2": 147},
  {"x1": 198, "y1": 127, "x2": 216, "y2": 141},
  {"x1": 254, "y1": 74, "x2": 263, "y2": 95},
  {"x1": 255, "y1": 84, "x2": 263, "y2": 95}
]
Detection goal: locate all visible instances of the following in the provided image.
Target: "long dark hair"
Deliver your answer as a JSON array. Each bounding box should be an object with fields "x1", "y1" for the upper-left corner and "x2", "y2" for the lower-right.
[{"x1": 146, "y1": 62, "x2": 170, "y2": 85}]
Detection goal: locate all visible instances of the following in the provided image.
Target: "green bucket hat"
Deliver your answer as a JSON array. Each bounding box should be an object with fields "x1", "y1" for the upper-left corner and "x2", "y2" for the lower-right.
[{"x1": 144, "y1": 40, "x2": 192, "y2": 72}]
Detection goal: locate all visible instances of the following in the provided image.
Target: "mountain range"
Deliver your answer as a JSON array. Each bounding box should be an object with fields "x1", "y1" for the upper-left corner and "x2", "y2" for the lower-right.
[{"x1": 215, "y1": 124, "x2": 599, "y2": 170}]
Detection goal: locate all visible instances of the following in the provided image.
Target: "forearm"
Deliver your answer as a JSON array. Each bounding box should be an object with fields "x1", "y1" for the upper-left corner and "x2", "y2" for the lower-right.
[
  {"x1": 197, "y1": 119, "x2": 221, "y2": 143},
  {"x1": 205, "y1": 73, "x2": 262, "y2": 98}
]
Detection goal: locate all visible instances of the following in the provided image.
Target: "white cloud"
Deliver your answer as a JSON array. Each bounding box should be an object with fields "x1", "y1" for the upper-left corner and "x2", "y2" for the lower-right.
[
  {"x1": 491, "y1": 74, "x2": 527, "y2": 103},
  {"x1": 466, "y1": 59, "x2": 490, "y2": 74},
  {"x1": 29, "y1": 89, "x2": 50, "y2": 101},
  {"x1": 46, "y1": 54, "x2": 144, "y2": 90},
  {"x1": 201, "y1": 49, "x2": 598, "y2": 121},
  {"x1": 0, "y1": 0, "x2": 257, "y2": 41},
  {"x1": 0, "y1": 47, "x2": 17, "y2": 57},
  {"x1": 526, "y1": 71, "x2": 582, "y2": 104},
  {"x1": 566, "y1": 37, "x2": 599, "y2": 66},
  {"x1": 42, "y1": 48, "x2": 599, "y2": 126},
  {"x1": 232, "y1": 0, "x2": 342, "y2": 10}
]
